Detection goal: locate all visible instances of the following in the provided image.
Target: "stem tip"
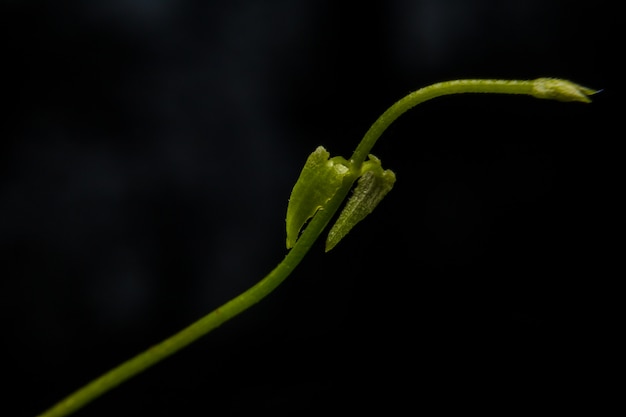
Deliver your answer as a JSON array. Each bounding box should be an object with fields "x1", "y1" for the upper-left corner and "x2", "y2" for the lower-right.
[{"x1": 531, "y1": 78, "x2": 598, "y2": 103}]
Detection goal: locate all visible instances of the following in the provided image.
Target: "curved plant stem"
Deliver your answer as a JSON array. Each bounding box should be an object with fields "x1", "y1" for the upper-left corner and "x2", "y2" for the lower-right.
[
  {"x1": 36, "y1": 179, "x2": 356, "y2": 417},
  {"x1": 37, "y1": 78, "x2": 593, "y2": 417},
  {"x1": 350, "y1": 78, "x2": 595, "y2": 168}
]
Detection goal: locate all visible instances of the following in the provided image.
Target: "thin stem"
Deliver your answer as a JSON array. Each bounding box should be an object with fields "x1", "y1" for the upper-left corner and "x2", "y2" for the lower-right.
[
  {"x1": 37, "y1": 77, "x2": 593, "y2": 417},
  {"x1": 37, "y1": 180, "x2": 354, "y2": 417},
  {"x1": 350, "y1": 78, "x2": 594, "y2": 167}
]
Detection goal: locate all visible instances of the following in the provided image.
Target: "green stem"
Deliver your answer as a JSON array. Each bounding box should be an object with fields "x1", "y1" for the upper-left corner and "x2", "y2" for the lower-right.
[
  {"x1": 37, "y1": 177, "x2": 355, "y2": 417},
  {"x1": 37, "y1": 77, "x2": 593, "y2": 417},
  {"x1": 350, "y1": 78, "x2": 595, "y2": 167}
]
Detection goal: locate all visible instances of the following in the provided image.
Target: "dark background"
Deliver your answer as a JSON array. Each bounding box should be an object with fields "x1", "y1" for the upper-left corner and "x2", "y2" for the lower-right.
[{"x1": 2, "y1": 1, "x2": 619, "y2": 416}]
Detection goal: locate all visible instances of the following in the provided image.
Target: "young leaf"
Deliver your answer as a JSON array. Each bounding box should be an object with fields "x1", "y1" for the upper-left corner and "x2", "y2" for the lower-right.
[
  {"x1": 286, "y1": 146, "x2": 351, "y2": 249},
  {"x1": 325, "y1": 155, "x2": 396, "y2": 251}
]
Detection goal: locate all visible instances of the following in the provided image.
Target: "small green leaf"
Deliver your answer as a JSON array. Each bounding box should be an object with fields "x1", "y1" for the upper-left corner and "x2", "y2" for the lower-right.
[
  {"x1": 286, "y1": 146, "x2": 351, "y2": 249},
  {"x1": 325, "y1": 154, "x2": 396, "y2": 252}
]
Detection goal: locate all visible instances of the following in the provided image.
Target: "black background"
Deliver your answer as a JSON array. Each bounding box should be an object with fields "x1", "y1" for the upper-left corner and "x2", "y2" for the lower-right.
[{"x1": 2, "y1": 1, "x2": 619, "y2": 416}]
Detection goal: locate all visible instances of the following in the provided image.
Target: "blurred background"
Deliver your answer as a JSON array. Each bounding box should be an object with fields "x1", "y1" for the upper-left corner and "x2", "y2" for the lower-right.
[{"x1": 1, "y1": 1, "x2": 618, "y2": 415}]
